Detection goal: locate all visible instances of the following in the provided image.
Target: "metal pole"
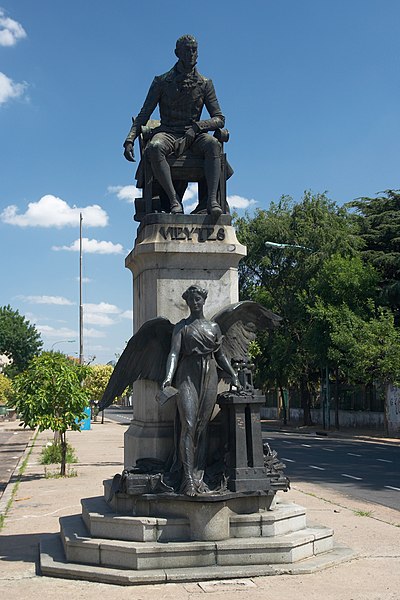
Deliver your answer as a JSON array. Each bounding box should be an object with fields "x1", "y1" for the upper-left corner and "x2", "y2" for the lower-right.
[
  {"x1": 79, "y1": 212, "x2": 84, "y2": 365},
  {"x1": 326, "y1": 365, "x2": 330, "y2": 429}
]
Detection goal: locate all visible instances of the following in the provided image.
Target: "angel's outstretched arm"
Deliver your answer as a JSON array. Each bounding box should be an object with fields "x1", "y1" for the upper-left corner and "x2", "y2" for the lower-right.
[{"x1": 162, "y1": 324, "x2": 183, "y2": 388}]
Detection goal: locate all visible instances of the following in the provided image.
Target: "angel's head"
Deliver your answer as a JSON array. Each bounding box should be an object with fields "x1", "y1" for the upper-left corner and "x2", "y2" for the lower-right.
[{"x1": 182, "y1": 285, "x2": 208, "y2": 312}]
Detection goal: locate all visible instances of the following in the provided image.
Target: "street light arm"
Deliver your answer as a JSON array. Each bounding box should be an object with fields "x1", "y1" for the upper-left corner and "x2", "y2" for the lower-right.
[
  {"x1": 50, "y1": 339, "x2": 76, "y2": 350},
  {"x1": 264, "y1": 241, "x2": 314, "y2": 251}
]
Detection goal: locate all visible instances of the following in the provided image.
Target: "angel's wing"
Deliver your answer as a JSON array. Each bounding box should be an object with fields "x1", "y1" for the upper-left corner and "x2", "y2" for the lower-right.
[
  {"x1": 98, "y1": 317, "x2": 173, "y2": 410},
  {"x1": 212, "y1": 301, "x2": 281, "y2": 366}
]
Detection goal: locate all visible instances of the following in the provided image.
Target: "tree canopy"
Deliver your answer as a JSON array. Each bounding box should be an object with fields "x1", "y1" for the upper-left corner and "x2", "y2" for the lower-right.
[
  {"x1": 0, "y1": 305, "x2": 42, "y2": 376},
  {"x1": 235, "y1": 192, "x2": 400, "y2": 424},
  {"x1": 84, "y1": 364, "x2": 114, "y2": 404},
  {"x1": 348, "y1": 189, "x2": 400, "y2": 321}
]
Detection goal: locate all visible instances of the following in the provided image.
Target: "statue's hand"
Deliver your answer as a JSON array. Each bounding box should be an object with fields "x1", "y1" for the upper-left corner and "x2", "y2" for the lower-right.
[
  {"x1": 123, "y1": 141, "x2": 135, "y2": 162},
  {"x1": 185, "y1": 126, "x2": 196, "y2": 145}
]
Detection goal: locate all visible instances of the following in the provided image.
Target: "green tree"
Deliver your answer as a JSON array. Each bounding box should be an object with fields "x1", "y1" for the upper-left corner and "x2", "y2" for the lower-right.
[
  {"x1": 305, "y1": 254, "x2": 379, "y2": 373},
  {"x1": 11, "y1": 352, "x2": 90, "y2": 476},
  {"x1": 0, "y1": 373, "x2": 13, "y2": 406},
  {"x1": 349, "y1": 190, "x2": 400, "y2": 321},
  {"x1": 235, "y1": 192, "x2": 362, "y2": 424},
  {"x1": 84, "y1": 364, "x2": 114, "y2": 404},
  {"x1": 0, "y1": 305, "x2": 42, "y2": 376}
]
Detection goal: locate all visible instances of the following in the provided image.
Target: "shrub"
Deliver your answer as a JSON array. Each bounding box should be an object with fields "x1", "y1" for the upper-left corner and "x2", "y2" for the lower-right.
[{"x1": 40, "y1": 441, "x2": 78, "y2": 465}]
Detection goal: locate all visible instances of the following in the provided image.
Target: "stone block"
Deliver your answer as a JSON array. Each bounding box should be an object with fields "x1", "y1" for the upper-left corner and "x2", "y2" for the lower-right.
[
  {"x1": 99, "y1": 540, "x2": 217, "y2": 571},
  {"x1": 230, "y1": 513, "x2": 262, "y2": 538},
  {"x1": 156, "y1": 517, "x2": 190, "y2": 541},
  {"x1": 60, "y1": 515, "x2": 100, "y2": 565}
]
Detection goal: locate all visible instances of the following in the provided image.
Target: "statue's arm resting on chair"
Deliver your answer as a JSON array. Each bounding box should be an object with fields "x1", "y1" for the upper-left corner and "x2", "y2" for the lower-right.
[{"x1": 123, "y1": 77, "x2": 162, "y2": 161}]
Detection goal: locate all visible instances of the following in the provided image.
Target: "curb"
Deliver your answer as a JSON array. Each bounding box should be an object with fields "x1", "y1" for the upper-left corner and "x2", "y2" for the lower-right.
[{"x1": 261, "y1": 423, "x2": 400, "y2": 446}]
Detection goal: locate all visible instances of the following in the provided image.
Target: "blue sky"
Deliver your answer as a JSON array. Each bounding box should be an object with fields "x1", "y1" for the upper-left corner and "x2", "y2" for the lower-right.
[{"x1": 1, "y1": 1, "x2": 399, "y2": 364}]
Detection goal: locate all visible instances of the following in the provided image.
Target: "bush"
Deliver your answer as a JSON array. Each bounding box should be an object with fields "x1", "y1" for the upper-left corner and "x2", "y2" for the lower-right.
[{"x1": 40, "y1": 442, "x2": 78, "y2": 465}]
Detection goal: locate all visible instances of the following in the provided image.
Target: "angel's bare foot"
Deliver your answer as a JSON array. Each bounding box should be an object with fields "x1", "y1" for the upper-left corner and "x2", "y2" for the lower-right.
[
  {"x1": 195, "y1": 479, "x2": 211, "y2": 494},
  {"x1": 180, "y1": 477, "x2": 197, "y2": 496}
]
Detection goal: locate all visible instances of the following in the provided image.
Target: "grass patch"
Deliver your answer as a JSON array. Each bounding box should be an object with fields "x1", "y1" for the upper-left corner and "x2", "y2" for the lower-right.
[
  {"x1": 354, "y1": 509, "x2": 373, "y2": 517},
  {"x1": 40, "y1": 441, "x2": 78, "y2": 465},
  {"x1": 44, "y1": 466, "x2": 78, "y2": 479}
]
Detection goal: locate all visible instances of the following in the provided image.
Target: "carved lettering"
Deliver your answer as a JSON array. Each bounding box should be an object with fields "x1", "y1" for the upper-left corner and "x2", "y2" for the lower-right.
[{"x1": 158, "y1": 226, "x2": 226, "y2": 242}]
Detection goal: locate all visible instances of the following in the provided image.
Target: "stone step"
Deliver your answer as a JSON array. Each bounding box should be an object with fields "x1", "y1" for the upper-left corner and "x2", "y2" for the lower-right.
[
  {"x1": 60, "y1": 513, "x2": 333, "y2": 571},
  {"x1": 41, "y1": 533, "x2": 355, "y2": 586},
  {"x1": 82, "y1": 497, "x2": 190, "y2": 542},
  {"x1": 82, "y1": 496, "x2": 307, "y2": 543}
]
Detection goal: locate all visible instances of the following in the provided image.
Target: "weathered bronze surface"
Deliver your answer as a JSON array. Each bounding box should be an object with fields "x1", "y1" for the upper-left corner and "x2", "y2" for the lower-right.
[
  {"x1": 123, "y1": 35, "x2": 232, "y2": 220},
  {"x1": 99, "y1": 286, "x2": 288, "y2": 497}
]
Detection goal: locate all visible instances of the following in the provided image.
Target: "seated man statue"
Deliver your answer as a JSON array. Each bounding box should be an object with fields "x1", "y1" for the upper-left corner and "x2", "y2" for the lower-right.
[{"x1": 123, "y1": 34, "x2": 227, "y2": 217}]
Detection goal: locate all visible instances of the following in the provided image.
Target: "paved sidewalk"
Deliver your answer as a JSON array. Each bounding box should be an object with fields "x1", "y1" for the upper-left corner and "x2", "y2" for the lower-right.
[{"x1": 0, "y1": 418, "x2": 399, "y2": 600}]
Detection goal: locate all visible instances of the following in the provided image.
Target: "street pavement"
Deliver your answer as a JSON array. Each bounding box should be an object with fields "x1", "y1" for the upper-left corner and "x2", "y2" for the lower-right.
[
  {"x1": 0, "y1": 427, "x2": 33, "y2": 498},
  {"x1": 263, "y1": 429, "x2": 400, "y2": 510},
  {"x1": 0, "y1": 414, "x2": 399, "y2": 600}
]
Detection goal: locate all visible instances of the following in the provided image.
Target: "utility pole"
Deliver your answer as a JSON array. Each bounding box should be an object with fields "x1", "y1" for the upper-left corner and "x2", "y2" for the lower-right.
[{"x1": 79, "y1": 212, "x2": 84, "y2": 365}]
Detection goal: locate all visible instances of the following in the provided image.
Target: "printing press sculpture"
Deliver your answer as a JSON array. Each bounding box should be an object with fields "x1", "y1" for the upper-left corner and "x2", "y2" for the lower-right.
[{"x1": 99, "y1": 285, "x2": 288, "y2": 497}]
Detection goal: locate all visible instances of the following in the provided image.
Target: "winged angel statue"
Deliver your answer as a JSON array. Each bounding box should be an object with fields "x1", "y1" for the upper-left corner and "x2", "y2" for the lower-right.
[{"x1": 99, "y1": 285, "x2": 281, "y2": 496}]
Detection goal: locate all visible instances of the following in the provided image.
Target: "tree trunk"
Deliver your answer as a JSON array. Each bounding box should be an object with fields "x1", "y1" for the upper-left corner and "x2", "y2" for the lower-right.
[
  {"x1": 60, "y1": 431, "x2": 67, "y2": 477},
  {"x1": 300, "y1": 375, "x2": 313, "y2": 425}
]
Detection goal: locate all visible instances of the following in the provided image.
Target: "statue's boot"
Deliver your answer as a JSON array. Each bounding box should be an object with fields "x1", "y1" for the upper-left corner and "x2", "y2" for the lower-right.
[
  {"x1": 151, "y1": 156, "x2": 183, "y2": 214},
  {"x1": 204, "y1": 156, "x2": 222, "y2": 217},
  {"x1": 207, "y1": 199, "x2": 222, "y2": 217},
  {"x1": 170, "y1": 198, "x2": 184, "y2": 214}
]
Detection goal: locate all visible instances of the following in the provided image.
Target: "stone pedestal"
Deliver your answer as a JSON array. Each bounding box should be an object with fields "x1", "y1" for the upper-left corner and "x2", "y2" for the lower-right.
[
  {"x1": 123, "y1": 213, "x2": 247, "y2": 469},
  {"x1": 40, "y1": 492, "x2": 354, "y2": 585}
]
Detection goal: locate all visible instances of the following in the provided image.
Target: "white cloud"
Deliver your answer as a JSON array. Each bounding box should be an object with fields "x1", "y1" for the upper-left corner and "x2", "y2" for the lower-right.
[
  {"x1": 53, "y1": 237, "x2": 124, "y2": 254},
  {"x1": 1, "y1": 194, "x2": 108, "y2": 228},
  {"x1": 37, "y1": 323, "x2": 105, "y2": 340},
  {"x1": 108, "y1": 184, "x2": 142, "y2": 203},
  {"x1": 227, "y1": 194, "x2": 257, "y2": 210},
  {"x1": 85, "y1": 302, "x2": 121, "y2": 314},
  {"x1": 84, "y1": 313, "x2": 116, "y2": 326},
  {"x1": 182, "y1": 183, "x2": 199, "y2": 212},
  {"x1": 37, "y1": 325, "x2": 77, "y2": 339},
  {"x1": 0, "y1": 71, "x2": 27, "y2": 105},
  {"x1": 84, "y1": 302, "x2": 122, "y2": 326},
  {"x1": 85, "y1": 303, "x2": 118, "y2": 326},
  {"x1": 0, "y1": 9, "x2": 27, "y2": 46},
  {"x1": 80, "y1": 302, "x2": 132, "y2": 328},
  {"x1": 18, "y1": 295, "x2": 75, "y2": 306},
  {"x1": 84, "y1": 327, "x2": 106, "y2": 339},
  {"x1": 76, "y1": 276, "x2": 92, "y2": 283},
  {"x1": 120, "y1": 310, "x2": 132, "y2": 320}
]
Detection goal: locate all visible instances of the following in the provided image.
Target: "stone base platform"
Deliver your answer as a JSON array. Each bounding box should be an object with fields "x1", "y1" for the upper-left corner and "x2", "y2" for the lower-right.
[{"x1": 39, "y1": 489, "x2": 355, "y2": 585}]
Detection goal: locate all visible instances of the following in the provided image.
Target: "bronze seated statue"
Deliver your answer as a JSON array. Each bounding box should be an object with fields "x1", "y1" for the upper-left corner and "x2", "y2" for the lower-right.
[{"x1": 133, "y1": 120, "x2": 233, "y2": 222}]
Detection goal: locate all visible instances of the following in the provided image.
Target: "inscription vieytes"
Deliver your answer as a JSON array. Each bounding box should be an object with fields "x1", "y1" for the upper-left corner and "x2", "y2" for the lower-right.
[{"x1": 159, "y1": 226, "x2": 226, "y2": 242}]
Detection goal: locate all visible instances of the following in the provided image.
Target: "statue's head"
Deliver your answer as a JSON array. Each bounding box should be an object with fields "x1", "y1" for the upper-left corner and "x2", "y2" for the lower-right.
[
  {"x1": 175, "y1": 34, "x2": 198, "y2": 69},
  {"x1": 182, "y1": 285, "x2": 207, "y2": 309}
]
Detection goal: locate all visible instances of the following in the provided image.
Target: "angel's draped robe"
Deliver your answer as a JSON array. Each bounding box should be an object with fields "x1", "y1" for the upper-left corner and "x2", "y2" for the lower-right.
[{"x1": 171, "y1": 318, "x2": 222, "y2": 481}]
